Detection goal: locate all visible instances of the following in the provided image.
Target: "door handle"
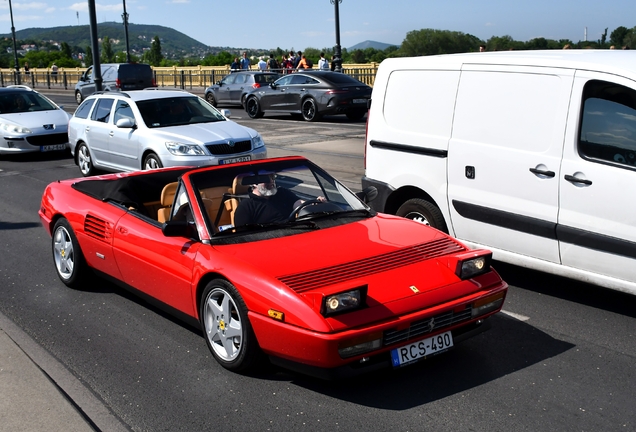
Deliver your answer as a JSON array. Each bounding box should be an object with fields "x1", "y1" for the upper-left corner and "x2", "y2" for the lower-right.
[
  {"x1": 529, "y1": 167, "x2": 555, "y2": 177},
  {"x1": 564, "y1": 174, "x2": 592, "y2": 185}
]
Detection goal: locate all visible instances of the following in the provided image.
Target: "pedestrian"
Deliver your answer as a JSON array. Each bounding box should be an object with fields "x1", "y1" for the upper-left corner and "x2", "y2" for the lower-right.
[
  {"x1": 267, "y1": 54, "x2": 279, "y2": 71},
  {"x1": 330, "y1": 56, "x2": 336, "y2": 71},
  {"x1": 230, "y1": 57, "x2": 240, "y2": 72},
  {"x1": 257, "y1": 56, "x2": 267, "y2": 71},
  {"x1": 318, "y1": 52, "x2": 329, "y2": 70},
  {"x1": 240, "y1": 52, "x2": 250, "y2": 70},
  {"x1": 281, "y1": 55, "x2": 292, "y2": 74},
  {"x1": 24, "y1": 62, "x2": 30, "y2": 75},
  {"x1": 51, "y1": 63, "x2": 58, "y2": 83},
  {"x1": 293, "y1": 51, "x2": 302, "y2": 69}
]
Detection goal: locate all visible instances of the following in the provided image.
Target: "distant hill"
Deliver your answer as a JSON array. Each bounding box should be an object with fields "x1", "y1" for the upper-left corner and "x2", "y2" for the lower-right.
[
  {"x1": 0, "y1": 22, "x2": 233, "y2": 59},
  {"x1": 348, "y1": 40, "x2": 399, "y2": 51}
]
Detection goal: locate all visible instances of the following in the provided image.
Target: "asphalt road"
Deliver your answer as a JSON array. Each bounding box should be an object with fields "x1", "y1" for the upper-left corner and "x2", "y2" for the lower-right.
[{"x1": 0, "y1": 91, "x2": 634, "y2": 431}]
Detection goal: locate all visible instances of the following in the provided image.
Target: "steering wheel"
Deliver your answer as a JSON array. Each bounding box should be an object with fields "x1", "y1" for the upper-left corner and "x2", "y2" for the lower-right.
[{"x1": 288, "y1": 199, "x2": 324, "y2": 221}]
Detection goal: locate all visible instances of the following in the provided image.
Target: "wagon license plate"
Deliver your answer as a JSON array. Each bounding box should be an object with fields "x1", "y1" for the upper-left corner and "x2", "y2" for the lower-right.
[
  {"x1": 390, "y1": 331, "x2": 453, "y2": 367},
  {"x1": 40, "y1": 144, "x2": 67, "y2": 152},
  {"x1": 352, "y1": 98, "x2": 367, "y2": 104},
  {"x1": 219, "y1": 156, "x2": 251, "y2": 165}
]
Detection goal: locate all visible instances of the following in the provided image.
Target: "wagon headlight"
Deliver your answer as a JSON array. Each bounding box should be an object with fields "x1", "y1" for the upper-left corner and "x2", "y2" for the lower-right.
[
  {"x1": 165, "y1": 142, "x2": 205, "y2": 156},
  {"x1": 456, "y1": 253, "x2": 492, "y2": 280},
  {"x1": 322, "y1": 287, "x2": 366, "y2": 316},
  {"x1": 251, "y1": 134, "x2": 264, "y2": 149},
  {"x1": 0, "y1": 122, "x2": 30, "y2": 134}
]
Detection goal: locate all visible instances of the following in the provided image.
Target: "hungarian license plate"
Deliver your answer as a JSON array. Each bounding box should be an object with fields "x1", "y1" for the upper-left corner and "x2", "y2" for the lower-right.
[
  {"x1": 40, "y1": 144, "x2": 67, "y2": 152},
  {"x1": 353, "y1": 98, "x2": 367, "y2": 104},
  {"x1": 219, "y1": 156, "x2": 251, "y2": 165},
  {"x1": 390, "y1": 331, "x2": 453, "y2": 367}
]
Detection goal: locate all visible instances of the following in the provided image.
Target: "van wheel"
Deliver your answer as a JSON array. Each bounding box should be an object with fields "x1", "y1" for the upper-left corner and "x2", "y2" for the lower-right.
[
  {"x1": 75, "y1": 91, "x2": 83, "y2": 105},
  {"x1": 396, "y1": 198, "x2": 448, "y2": 233}
]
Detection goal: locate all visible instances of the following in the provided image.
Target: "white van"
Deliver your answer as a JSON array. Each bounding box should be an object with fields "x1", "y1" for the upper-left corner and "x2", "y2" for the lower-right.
[{"x1": 363, "y1": 50, "x2": 636, "y2": 295}]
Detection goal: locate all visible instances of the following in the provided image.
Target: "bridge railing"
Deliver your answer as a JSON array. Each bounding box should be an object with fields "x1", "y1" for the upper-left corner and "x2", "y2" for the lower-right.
[{"x1": 0, "y1": 63, "x2": 379, "y2": 91}]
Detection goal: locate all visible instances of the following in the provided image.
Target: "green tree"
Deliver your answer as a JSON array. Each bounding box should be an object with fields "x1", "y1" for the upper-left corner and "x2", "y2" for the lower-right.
[
  {"x1": 144, "y1": 36, "x2": 164, "y2": 66},
  {"x1": 60, "y1": 42, "x2": 73, "y2": 59},
  {"x1": 101, "y1": 36, "x2": 115, "y2": 63},
  {"x1": 400, "y1": 29, "x2": 482, "y2": 56},
  {"x1": 610, "y1": 26, "x2": 629, "y2": 47},
  {"x1": 84, "y1": 46, "x2": 93, "y2": 66}
]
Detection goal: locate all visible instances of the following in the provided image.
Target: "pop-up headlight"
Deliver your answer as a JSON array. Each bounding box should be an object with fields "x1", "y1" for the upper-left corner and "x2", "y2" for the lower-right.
[
  {"x1": 322, "y1": 287, "x2": 366, "y2": 316},
  {"x1": 455, "y1": 253, "x2": 492, "y2": 280}
]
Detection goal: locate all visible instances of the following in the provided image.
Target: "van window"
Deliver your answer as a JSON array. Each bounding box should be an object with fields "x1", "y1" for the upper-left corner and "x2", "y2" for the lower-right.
[{"x1": 579, "y1": 80, "x2": 636, "y2": 167}]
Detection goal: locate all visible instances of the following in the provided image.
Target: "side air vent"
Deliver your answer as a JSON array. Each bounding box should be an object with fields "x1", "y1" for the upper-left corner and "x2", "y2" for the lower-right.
[
  {"x1": 84, "y1": 214, "x2": 112, "y2": 242},
  {"x1": 278, "y1": 238, "x2": 465, "y2": 293}
]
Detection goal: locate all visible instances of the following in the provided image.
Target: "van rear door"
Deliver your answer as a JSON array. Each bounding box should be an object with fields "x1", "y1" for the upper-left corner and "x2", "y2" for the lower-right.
[{"x1": 447, "y1": 65, "x2": 574, "y2": 263}]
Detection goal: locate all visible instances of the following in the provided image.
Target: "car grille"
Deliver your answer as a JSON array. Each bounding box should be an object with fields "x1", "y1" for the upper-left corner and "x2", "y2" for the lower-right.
[
  {"x1": 26, "y1": 133, "x2": 69, "y2": 146},
  {"x1": 205, "y1": 140, "x2": 251, "y2": 155},
  {"x1": 278, "y1": 237, "x2": 465, "y2": 293},
  {"x1": 383, "y1": 306, "x2": 473, "y2": 346}
]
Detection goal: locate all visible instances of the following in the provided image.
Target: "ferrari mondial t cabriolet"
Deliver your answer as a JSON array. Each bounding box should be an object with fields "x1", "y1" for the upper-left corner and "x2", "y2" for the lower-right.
[{"x1": 39, "y1": 156, "x2": 508, "y2": 378}]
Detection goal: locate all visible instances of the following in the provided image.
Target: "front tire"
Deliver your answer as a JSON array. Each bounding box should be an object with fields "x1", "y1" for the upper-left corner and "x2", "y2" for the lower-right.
[
  {"x1": 75, "y1": 91, "x2": 83, "y2": 105},
  {"x1": 301, "y1": 98, "x2": 320, "y2": 122},
  {"x1": 200, "y1": 279, "x2": 261, "y2": 372},
  {"x1": 205, "y1": 92, "x2": 217, "y2": 107},
  {"x1": 396, "y1": 198, "x2": 448, "y2": 233},
  {"x1": 52, "y1": 218, "x2": 89, "y2": 288},
  {"x1": 77, "y1": 143, "x2": 96, "y2": 177},
  {"x1": 143, "y1": 153, "x2": 163, "y2": 170},
  {"x1": 245, "y1": 97, "x2": 264, "y2": 119}
]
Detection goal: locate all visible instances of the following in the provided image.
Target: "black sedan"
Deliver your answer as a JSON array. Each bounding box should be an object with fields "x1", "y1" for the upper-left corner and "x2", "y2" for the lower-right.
[{"x1": 244, "y1": 71, "x2": 371, "y2": 122}]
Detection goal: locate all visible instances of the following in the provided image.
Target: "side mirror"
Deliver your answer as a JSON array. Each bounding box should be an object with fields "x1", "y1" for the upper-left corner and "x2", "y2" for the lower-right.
[
  {"x1": 220, "y1": 109, "x2": 231, "y2": 118},
  {"x1": 270, "y1": 83, "x2": 278, "y2": 89},
  {"x1": 217, "y1": 81, "x2": 223, "y2": 86},
  {"x1": 162, "y1": 220, "x2": 193, "y2": 238},
  {"x1": 355, "y1": 186, "x2": 378, "y2": 204},
  {"x1": 115, "y1": 118, "x2": 136, "y2": 128}
]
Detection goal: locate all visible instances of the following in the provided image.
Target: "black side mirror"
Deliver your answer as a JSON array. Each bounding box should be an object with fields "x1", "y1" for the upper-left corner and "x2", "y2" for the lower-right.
[
  {"x1": 162, "y1": 220, "x2": 194, "y2": 238},
  {"x1": 270, "y1": 83, "x2": 278, "y2": 89},
  {"x1": 356, "y1": 186, "x2": 378, "y2": 204}
]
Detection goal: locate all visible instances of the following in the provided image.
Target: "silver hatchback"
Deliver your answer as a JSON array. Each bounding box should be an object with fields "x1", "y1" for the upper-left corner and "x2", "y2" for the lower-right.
[{"x1": 68, "y1": 89, "x2": 267, "y2": 176}]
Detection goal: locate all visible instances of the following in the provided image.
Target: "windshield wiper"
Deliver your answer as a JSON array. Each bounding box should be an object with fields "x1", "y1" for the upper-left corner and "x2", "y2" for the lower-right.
[
  {"x1": 215, "y1": 219, "x2": 319, "y2": 235},
  {"x1": 295, "y1": 208, "x2": 375, "y2": 222}
]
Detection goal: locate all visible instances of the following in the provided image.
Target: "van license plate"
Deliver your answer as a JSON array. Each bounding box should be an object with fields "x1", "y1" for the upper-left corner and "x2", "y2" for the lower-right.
[
  {"x1": 220, "y1": 156, "x2": 251, "y2": 165},
  {"x1": 40, "y1": 144, "x2": 67, "y2": 152},
  {"x1": 390, "y1": 331, "x2": 453, "y2": 367}
]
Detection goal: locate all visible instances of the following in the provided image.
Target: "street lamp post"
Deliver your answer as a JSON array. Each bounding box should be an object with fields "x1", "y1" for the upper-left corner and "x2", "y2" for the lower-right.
[
  {"x1": 7, "y1": 0, "x2": 21, "y2": 84},
  {"x1": 122, "y1": 0, "x2": 131, "y2": 62},
  {"x1": 331, "y1": 0, "x2": 343, "y2": 72}
]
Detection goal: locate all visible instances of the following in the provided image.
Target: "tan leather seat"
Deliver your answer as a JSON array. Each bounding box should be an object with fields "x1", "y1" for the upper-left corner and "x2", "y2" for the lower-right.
[
  {"x1": 227, "y1": 174, "x2": 250, "y2": 225},
  {"x1": 157, "y1": 182, "x2": 178, "y2": 223}
]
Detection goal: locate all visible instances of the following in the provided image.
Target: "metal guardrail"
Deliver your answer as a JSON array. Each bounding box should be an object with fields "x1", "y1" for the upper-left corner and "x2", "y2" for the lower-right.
[{"x1": 0, "y1": 64, "x2": 379, "y2": 91}]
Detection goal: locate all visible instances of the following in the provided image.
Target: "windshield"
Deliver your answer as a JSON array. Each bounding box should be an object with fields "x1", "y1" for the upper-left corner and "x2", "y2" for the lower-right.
[
  {"x1": 189, "y1": 159, "x2": 369, "y2": 237},
  {"x1": 0, "y1": 91, "x2": 58, "y2": 114},
  {"x1": 136, "y1": 96, "x2": 226, "y2": 128}
]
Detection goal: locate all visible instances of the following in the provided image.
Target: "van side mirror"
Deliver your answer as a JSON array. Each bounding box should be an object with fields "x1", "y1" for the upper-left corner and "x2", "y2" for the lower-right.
[{"x1": 356, "y1": 186, "x2": 378, "y2": 204}]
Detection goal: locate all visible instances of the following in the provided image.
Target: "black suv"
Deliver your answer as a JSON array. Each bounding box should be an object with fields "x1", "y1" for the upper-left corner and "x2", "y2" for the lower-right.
[
  {"x1": 204, "y1": 71, "x2": 280, "y2": 108},
  {"x1": 74, "y1": 63, "x2": 155, "y2": 104}
]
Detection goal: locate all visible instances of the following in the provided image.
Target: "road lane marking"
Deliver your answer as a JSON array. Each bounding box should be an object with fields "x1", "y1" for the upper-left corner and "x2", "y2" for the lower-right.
[{"x1": 500, "y1": 310, "x2": 530, "y2": 321}]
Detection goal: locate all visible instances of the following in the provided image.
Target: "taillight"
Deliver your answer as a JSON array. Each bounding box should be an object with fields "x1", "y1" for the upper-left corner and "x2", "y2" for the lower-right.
[
  {"x1": 327, "y1": 89, "x2": 347, "y2": 95},
  {"x1": 115, "y1": 78, "x2": 121, "y2": 89},
  {"x1": 252, "y1": 83, "x2": 261, "y2": 89},
  {"x1": 152, "y1": 77, "x2": 156, "y2": 87}
]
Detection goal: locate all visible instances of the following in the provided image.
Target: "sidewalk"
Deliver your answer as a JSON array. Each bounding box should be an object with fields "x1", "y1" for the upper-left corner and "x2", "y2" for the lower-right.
[{"x1": 0, "y1": 312, "x2": 128, "y2": 432}]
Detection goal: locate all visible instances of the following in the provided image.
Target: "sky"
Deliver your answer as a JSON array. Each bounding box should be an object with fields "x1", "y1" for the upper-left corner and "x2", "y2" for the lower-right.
[{"x1": 1, "y1": 0, "x2": 635, "y2": 51}]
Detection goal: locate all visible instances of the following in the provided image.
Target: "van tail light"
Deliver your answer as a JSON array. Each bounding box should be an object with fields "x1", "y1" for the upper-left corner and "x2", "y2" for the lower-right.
[
  {"x1": 152, "y1": 77, "x2": 156, "y2": 87},
  {"x1": 115, "y1": 78, "x2": 121, "y2": 89},
  {"x1": 252, "y1": 83, "x2": 261, "y2": 89}
]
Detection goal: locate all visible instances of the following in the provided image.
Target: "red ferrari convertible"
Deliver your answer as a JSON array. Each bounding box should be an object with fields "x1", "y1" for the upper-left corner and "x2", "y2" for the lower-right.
[{"x1": 39, "y1": 156, "x2": 507, "y2": 378}]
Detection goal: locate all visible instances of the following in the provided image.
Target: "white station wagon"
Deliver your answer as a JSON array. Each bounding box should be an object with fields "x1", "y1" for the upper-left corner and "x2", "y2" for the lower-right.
[{"x1": 68, "y1": 89, "x2": 267, "y2": 176}]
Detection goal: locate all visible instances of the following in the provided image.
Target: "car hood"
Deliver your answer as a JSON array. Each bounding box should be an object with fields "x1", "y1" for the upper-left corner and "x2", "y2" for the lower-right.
[
  {"x1": 214, "y1": 214, "x2": 484, "y2": 330},
  {"x1": 0, "y1": 109, "x2": 70, "y2": 129},
  {"x1": 152, "y1": 120, "x2": 257, "y2": 143}
]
